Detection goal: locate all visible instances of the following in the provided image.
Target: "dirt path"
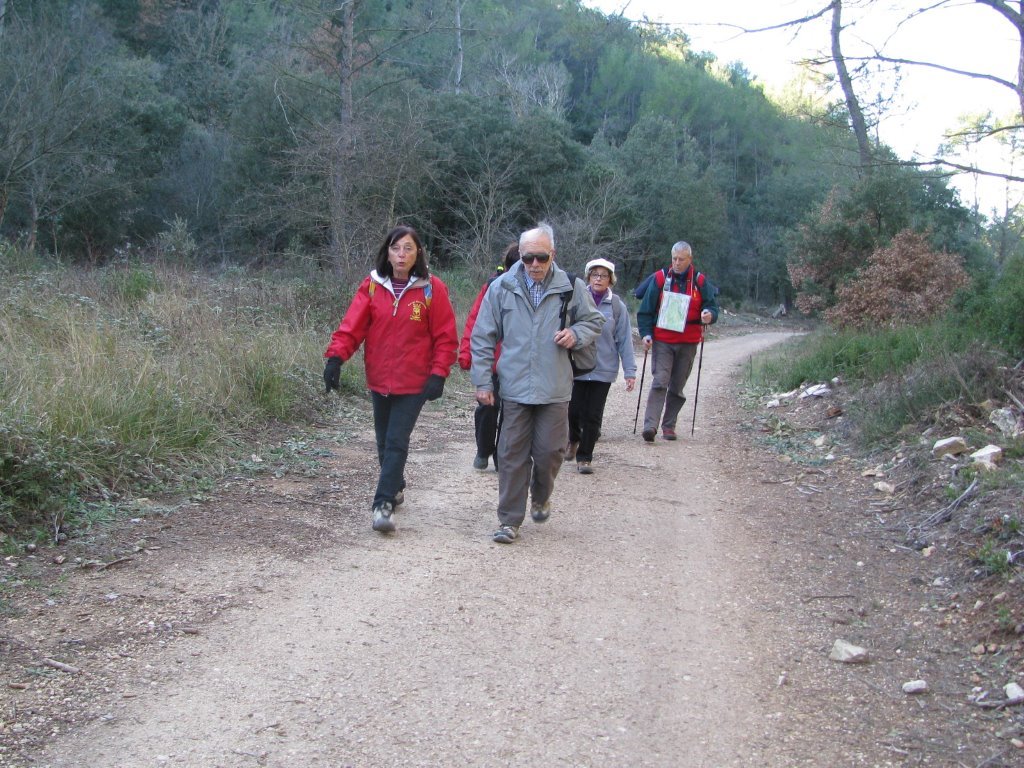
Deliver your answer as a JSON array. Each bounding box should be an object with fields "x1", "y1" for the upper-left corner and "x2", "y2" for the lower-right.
[{"x1": 9, "y1": 329, "x2": 1003, "y2": 766}]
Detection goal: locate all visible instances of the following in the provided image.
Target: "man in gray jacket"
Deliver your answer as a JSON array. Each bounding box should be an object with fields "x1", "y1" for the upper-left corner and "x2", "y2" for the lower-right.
[{"x1": 471, "y1": 223, "x2": 605, "y2": 544}]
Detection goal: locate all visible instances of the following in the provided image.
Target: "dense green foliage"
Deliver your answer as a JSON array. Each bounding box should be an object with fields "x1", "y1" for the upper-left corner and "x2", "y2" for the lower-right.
[{"x1": 0, "y1": 0, "x2": 879, "y2": 300}]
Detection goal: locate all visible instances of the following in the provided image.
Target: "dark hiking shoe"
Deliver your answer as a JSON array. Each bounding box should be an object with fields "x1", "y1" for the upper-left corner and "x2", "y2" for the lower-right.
[
  {"x1": 372, "y1": 501, "x2": 395, "y2": 533},
  {"x1": 530, "y1": 500, "x2": 551, "y2": 523},
  {"x1": 662, "y1": 427, "x2": 677, "y2": 441},
  {"x1": 473, "y1": 455, "x2": 488, "y2": 470},
  {"x1": 577, "y1": 461, "x2": 593, "y2": 474},
  {"x1": 641, "y1": 428, "x2": 656, "y2": 443},
  {"x1": 393, "y1": 490, "x2": 405, "y2": 507},
  {"x1": 492, "y1": 524, "x2": 519, "y2": 544},
  {"x1": 564, "y1": 441, "x2": 579, "y2": 461}
]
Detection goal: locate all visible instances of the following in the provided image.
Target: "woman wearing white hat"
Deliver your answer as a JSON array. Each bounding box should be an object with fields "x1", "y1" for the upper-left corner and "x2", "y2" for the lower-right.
[{"x1": 565, "y1": 258, "x2": 637, "y2": 473}]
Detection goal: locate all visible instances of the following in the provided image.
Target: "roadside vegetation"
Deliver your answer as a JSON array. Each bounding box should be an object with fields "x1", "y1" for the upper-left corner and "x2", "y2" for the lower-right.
[
  {"x1": 0, "y1": 246, "x2": 373, "y2": 546},
  {"x1": 748, "y1": 243, "x2": 1024, "y2": 638}
]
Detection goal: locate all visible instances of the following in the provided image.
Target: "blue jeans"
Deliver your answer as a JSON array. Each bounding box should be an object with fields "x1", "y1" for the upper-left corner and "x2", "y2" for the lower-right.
[{"x1": 370, "y1": 391, "x2": 426, "y2": 508}]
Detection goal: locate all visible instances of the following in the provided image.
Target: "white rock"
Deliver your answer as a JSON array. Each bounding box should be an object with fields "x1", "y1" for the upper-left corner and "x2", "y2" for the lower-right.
[
  {"x1": 766, "y1": 399, "x2": 781, "y2": 409},
  {"x1": 932, "y1": 436, "x2": 968, "y2": 458},
  {"x1": 990, "y1": 408, "x2": 1022, "y2": 438},
  {"x1": 971, "y1": 445, "x2": 1003, "y2": 465},
  {"x1": 800, "y1": 383, "x2": 831, "y2": 399},
  {"x1": 813, "y1": 435, "x2": 828, "y2": 447},
  {"x1": 902, "y1": 680, "x2": 928, "y2": 694},
  {"x1": 829, "y1": 639, "x2": 869, "y2": 663},
  {"x1": 873, "y1": 481, "x2": 896, "y2": 494},
  {"x1": 1005, "y1": 682, "x2": 1024, "y2": 703}
]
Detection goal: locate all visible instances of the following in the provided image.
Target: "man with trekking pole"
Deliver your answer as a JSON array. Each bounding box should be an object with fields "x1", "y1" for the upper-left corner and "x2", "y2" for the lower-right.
[{"x1": 635, "y1": 241, "x2": 719, "y2": 442}]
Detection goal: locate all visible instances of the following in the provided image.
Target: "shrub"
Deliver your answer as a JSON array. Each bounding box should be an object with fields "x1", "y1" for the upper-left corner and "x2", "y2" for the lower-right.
[{"x1": 825, "y1": 229, "x2": 969, "y2": 330}]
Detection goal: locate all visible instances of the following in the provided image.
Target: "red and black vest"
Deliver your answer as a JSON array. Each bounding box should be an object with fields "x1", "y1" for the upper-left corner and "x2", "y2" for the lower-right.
[{"x1": 653, "y1": 267, "x2": 706, "y2": 344}]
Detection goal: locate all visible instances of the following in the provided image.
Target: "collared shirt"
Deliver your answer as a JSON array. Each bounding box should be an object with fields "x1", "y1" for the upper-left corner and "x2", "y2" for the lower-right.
[{"x1": 525, "y1": 275, "x2": 546, "y2": 308}]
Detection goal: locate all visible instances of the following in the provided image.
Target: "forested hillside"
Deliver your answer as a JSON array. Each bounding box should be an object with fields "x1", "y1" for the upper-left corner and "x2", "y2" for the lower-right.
[{"x1": 2, "y1": 0, "x2": 988, "y2": 304}]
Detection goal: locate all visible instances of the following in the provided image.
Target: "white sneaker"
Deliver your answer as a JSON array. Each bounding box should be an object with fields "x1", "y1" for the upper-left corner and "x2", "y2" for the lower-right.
[{"x1": 372, "y1": 501, "x2": 395, "y2": 533}]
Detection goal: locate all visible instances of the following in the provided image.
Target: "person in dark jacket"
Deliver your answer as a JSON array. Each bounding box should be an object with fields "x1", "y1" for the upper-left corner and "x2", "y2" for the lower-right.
[
  {"x1": 636, "y1": 241, "x2": 719, "y2": 442},
  {"x1": 323, "y1": 225, "x2": 458, "y2": 533},
  {"x1": 457, "y1": 243, "x2": 520, "y2": 471}
]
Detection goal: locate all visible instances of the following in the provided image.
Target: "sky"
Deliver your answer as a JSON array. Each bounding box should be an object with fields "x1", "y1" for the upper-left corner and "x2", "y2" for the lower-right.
[{"x1": 581, "y1": 0, "x2": 1021, "y2": 214}]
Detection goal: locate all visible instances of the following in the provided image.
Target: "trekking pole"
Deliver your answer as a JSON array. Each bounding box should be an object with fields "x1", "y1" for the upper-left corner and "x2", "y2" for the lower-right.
[
  {"x1": 690, "y1": 324, "x2": 706, "y2": 436},
  {"x1": 633, "y1": 348, "x2": 648, "y2": 434}
]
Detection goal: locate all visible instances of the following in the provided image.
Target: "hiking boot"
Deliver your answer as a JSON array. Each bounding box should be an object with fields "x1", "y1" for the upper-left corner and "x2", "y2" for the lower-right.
[
  {"x1": 530, "y1": 500, "x2": 551, "y2": 523},
  {"x1": 641, "y1": 428, "x2": 656, "y2": 443},
  {"x1": 662, "y1": 427, "x2": 677, "y2": 441},
  {"x1": 473, "y1": 454, "x2": 488, "y2": 470},
  {"x1": 564, "y1": 441, "x2": 579, "y2": 461},
  {"x1": 371, "y1": 501, "x2": 395, "y2": 533},
  {"x1": 492, "y1": 524, "x2": 519, "y2": 544},
  {"x1": 577, "y1": 461, "x2": 593, "y2": 474}
]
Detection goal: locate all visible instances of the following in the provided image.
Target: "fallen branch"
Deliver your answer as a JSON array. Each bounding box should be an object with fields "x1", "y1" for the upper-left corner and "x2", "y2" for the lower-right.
[
  {"x1": 970, "y1": 697, "x2": 1024, "y2": 711},
  {"x1": 96, "y1": 557, "x2": 133, "y2": 571},
  {"x1": 913, "y1": 478, "x2": 978, "y2": 532},
  {"x1": 41, "y1": 658, "x2": 80, "y2": 674},
  {"x1": 801, "y1": 594, "x2": 856, "y2": 602}
]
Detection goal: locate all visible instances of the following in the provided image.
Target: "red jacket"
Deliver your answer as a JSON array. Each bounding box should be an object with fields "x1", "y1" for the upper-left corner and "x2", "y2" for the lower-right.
[
  {"x1": 458, "y1": 275, "x2": 502, "y2": 371},
  {"x1": 325, "y1": 271, "x2": 458, "y2": 396}
]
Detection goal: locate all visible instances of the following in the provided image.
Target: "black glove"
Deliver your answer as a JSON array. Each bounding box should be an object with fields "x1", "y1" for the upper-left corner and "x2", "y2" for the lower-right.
[
  {"x1": 323, "y1": 356, "x2": 343, "y2": 393},
  {"x1": 422, "y1": 374, "x2": 445, "y2": 401}
]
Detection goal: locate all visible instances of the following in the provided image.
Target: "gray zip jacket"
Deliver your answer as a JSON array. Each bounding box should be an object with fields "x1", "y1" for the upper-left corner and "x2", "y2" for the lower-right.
[
  {"x1": 574, "y1": 289, "x2": 637, "y2": 384},
  {"x1": 471, "y1": 261, "x2": 605, "y2": 404}
]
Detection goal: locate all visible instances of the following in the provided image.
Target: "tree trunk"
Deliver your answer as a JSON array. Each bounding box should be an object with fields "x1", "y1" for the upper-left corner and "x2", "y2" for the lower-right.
[
  {"x1": 830, "y1": 0, "x2": 873, "y2": 172},
  {"x1": 975, "y1": 0, "x2": 1024, "y2": 122},
  {"x1": 330, "y1": 0, "x2": 357, "y2": 274},
  {"x1": 453, "y1": 0, "x2": 465, "y2": 94}
]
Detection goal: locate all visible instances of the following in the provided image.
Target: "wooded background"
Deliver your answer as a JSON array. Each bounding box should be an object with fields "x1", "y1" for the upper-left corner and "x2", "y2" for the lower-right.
[{"x1": 0, "y1": 0, "x2": 1017, "y2": 309}]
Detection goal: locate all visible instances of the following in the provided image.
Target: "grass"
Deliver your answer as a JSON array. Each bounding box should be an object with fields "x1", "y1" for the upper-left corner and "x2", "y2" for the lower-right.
[
  {"x1": 0, "y1": 253, "x2": 355, "y2": 539},
  {"x1": 751, "y1": 319, "x2": 1020, "y2": 450}
]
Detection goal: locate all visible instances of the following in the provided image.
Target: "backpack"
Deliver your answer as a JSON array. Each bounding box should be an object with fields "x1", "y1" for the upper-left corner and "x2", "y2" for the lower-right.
[{"x1": 558, "y1": 273, "x2": 598, "y2": 376}]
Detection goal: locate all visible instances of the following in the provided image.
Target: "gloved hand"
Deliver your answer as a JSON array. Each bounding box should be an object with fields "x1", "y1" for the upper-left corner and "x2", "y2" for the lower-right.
[
  {"x1": 422, "y1": 374, "x2": 445, "y2": 401},
  {"x1": 323, "y1": 356, "x2": 343, "y2": 393}
]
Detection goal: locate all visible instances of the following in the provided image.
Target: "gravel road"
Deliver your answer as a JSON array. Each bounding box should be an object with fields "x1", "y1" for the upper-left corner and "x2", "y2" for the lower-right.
[{"x1": 31, "y1": 331, "x2": 812, "y2": 768}]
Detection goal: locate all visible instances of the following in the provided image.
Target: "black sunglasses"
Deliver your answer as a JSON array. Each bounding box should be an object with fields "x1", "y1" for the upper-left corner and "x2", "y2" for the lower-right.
[{"x1": 521, "y1": 253, "x2": 551, "y2": 264}]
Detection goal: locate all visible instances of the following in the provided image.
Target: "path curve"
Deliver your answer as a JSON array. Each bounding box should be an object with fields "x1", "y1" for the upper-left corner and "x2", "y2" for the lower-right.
[{"x1": 36, "y1": 331, "x2": 799, "y2": 768}]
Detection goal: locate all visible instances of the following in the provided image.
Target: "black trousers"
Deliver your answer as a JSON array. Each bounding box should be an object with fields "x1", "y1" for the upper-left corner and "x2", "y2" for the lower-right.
[{"x1": 567, "y1": 379, "x2": 612, "y2": 463}]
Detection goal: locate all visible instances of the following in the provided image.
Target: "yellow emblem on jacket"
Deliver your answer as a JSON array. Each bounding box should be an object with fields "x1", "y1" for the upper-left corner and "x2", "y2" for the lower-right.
[{"x1": 409, "y1": 301, "x2": 426, "y2": 322}]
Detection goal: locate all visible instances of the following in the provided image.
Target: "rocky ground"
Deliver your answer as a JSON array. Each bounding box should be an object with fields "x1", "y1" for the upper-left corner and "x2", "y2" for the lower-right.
[{"x1": 0, "y1": 324, "x2": 1021, "y2": 767}]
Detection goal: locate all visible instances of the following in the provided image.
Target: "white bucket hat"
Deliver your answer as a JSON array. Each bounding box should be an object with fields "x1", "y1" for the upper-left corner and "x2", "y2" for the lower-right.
[{"x1": 584, "y1": 257, "x2": 616, "y2": 285}]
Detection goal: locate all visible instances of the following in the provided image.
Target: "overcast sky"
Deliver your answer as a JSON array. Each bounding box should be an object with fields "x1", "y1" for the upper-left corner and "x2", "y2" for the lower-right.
[{"x1": 582, "y1": 1, "x2": 1020, "y2": 213}]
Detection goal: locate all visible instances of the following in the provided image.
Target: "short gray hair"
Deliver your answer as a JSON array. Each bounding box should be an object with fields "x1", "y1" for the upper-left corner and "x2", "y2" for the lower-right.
[
  {"x1": 671, "y1": 241, "x2": 692, "y2": 256},
  {"x1": 521, "y1": 221, "x2": 556, "y2": 251}
]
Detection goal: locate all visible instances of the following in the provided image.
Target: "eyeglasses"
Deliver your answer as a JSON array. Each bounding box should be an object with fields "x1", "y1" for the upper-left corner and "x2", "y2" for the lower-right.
[
  {"x1": 590, "y1": 272, "x2": 611, "y2": 281},
  {"x1": 520, "y1": 253, "x2": 551, "y2": 264}
]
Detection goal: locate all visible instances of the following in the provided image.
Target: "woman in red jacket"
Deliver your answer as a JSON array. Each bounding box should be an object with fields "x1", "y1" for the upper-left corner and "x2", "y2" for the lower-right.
[{"x1": 323, "y1": 226, "x2": 458, "y2": 534}]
